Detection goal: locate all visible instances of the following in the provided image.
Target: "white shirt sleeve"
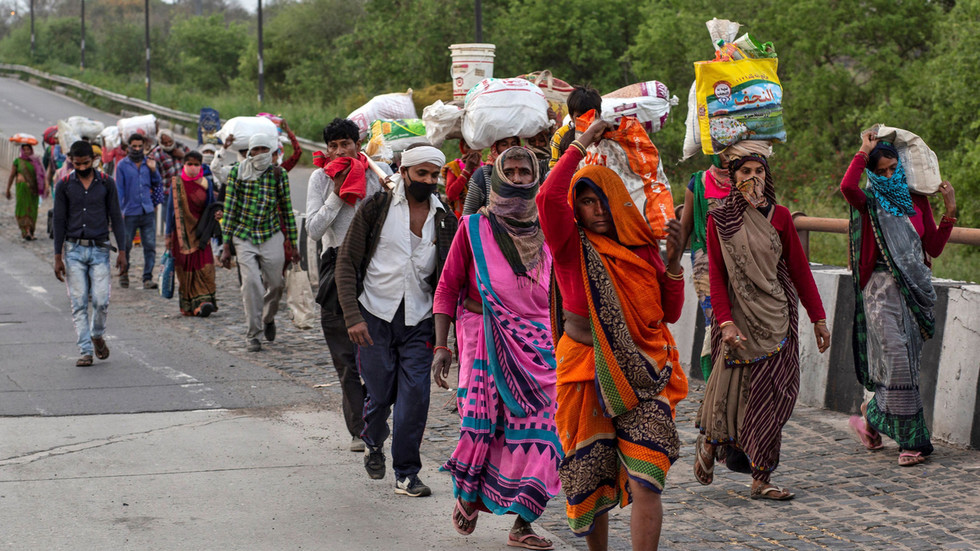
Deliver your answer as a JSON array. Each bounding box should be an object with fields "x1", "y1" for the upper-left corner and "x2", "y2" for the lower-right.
[{"x1": 305, "y1": 170, "x2": 345, "y2": 241}]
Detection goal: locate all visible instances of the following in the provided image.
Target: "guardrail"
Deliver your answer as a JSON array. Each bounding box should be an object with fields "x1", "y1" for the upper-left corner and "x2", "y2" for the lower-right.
[
  {"x1": 791, "y1": 213, "x2": 980, "y2": 255},
  {"x1": 0, "y1": 63, "x2": 324, "y2": 154}
]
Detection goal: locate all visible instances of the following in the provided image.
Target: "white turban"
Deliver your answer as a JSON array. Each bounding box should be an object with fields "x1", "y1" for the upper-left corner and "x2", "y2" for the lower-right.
[
  {"x1": 238, "y1": 133, "x2": 279, "y2": 180},
  {"x1": 400, "y1": 145, "x2": 445, "y2": 168},
  {"x1": 248, "y1": 133, "x2": 278, "y2": 152}
]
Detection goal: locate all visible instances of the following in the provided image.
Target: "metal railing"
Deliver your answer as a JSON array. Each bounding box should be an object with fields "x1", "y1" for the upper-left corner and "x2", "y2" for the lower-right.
[{"x1": 792, "y1": 213, "x2": 980, "y2": 256}]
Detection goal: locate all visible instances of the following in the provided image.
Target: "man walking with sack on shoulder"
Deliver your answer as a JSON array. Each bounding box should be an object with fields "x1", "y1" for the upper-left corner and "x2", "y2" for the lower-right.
[
  {"x1": 219, "y1": 134, "x2": 300, "y2": 353},
  {"x1": 336, "y1": 144, "x2": 457, "y2": 497},
  {"x1": 306, "y1": 118, "x2": 391, "y2": 453}
]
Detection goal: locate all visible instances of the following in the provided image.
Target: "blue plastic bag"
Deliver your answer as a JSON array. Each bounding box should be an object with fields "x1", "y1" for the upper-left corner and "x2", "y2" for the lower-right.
[{"x1": 159, "y1": 251, "x2": 175, "y2": 299}]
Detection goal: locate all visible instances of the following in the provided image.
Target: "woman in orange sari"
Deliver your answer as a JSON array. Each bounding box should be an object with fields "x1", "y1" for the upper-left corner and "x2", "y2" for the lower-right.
[{"x1": 537, "y1": 120, "x2": 688, "y2": 551}]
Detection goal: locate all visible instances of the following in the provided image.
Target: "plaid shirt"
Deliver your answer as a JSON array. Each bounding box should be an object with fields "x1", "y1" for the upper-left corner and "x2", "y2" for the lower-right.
[
  {"x1": 150, "y1": 144, "x2": 190, "y2": 187},
  {"x1": 222, "y1": 164, "x2": 298, "y2": 248}
]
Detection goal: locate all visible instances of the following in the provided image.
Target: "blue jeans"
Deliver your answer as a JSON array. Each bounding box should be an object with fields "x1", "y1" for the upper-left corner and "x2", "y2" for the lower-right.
[
  {"x1": 64, "y1": 242, "x2": 111, "y2": 356},
  {"x1": 358, "y1": 302, "x2": 433, "y2": 479},
  {"x1": 124, "y1": 211, "x2": 156, "y2": 281}
]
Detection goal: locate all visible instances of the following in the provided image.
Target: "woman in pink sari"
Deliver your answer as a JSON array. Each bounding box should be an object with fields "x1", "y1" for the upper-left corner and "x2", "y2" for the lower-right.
[{"x1": 432, "y1": 147, "x2": 560, "y2": 551}]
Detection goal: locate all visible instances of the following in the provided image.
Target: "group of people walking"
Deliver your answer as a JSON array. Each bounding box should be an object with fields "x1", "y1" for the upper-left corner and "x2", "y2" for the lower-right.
[{"x1": 22, "y1": 79, "x2": 958, "y2": 550}]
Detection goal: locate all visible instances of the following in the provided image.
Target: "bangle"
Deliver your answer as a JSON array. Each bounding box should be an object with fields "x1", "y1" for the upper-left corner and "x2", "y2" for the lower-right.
[
  {"x1": 814, "y1": 319, "x2": 827, "y2": 326},
  {"x1": 434, "y1": 345, "x2": 452, "y2": 355},
  {"x1": 719, "y1": 321, "x2": 734, "y2": 329},
  {"x1": 665, "y1": 268, "x2": 684, "y2": 280},
  {"x1": 570, "y1": 140, "x2": 587, "y2": 156},
  {"x1": 856, "y1": 151, "x2": 869, "y2": 160},
  {"x1": 942, "y1": 214, "x2": 957, "y2": 223}
]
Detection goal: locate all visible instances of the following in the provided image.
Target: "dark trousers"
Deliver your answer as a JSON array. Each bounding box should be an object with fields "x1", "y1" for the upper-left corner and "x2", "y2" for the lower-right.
[
  {"x1": 321, "y1": 309, "x2": 365, "y2": 438},
  {"x1": 123, "y1": 211, "x2": 156, "y2": 282},
  {"x1": 358, "y1": 303, "x2": 433, "y2": 479}
]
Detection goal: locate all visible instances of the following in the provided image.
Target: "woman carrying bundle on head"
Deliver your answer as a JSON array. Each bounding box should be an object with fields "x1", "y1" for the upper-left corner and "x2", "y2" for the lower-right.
[
  {"x1": 6, "y1": 141, "x2": 46, "y2": 240},
  {"x1": 842, "y1": 131, "x2": 956, "y2": 467},
  {"x1": 695, "y1": 143, "x2": 830, "y2": 501}
]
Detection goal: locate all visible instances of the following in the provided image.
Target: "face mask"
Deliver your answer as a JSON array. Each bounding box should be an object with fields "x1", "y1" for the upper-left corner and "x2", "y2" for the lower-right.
[
  {"x1": 183, "y1": 165, "x2": 202, "y2": 179},
  {"x1": 128, "y1": 148, "x2": 144, "y2": 162},
  {"x1": 202, "y1": 153, "x2": 215, "y2": 165},
  {"x1": 250, "y1": 152, "x2": 273, "y2": 173},
  {"x1": 405, "y1": 175, "x2": 437, "y2": 202},
  {"x1": 76, "y1": 167, "x2": 93, "y2": 178},
  {"x1": 161, "y1": 141, "x2": 175, "y2": 152},
  {"x1": 736, "y1": 176, "x2": 768, "y2": 208}
]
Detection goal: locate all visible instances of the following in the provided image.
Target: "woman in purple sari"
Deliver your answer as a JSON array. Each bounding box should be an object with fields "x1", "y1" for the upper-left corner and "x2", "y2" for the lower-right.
[{"x1": 432, "y1": 147, "x2": 560, "y2": 551}]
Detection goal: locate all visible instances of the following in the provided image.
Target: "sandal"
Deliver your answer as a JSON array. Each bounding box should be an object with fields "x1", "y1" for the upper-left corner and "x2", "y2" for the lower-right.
[
  {"x1": 76, "y1": 355, "x2": 93, "y2": 367},
  {"x1": 750, "y1": 484, "x2": 795, "y2": 501},
  {"x1": 694, "y1": 434, "x2": 714, "y2": 485},
  {"x1": 898, "y1": 451, "x2": 926, "y2": 467},
  {"x1": 92, "y1": 337, "x2": 110, "y2": 360},
  {"x1": 452, "y1": 498, "x2": 478, "y2": 535},
  {"x1": 508, "y1": 530, "x2": 553, "y2": 550},
  {"x1": 848, "y1": 415, "x2": 883, "y2": 450}
]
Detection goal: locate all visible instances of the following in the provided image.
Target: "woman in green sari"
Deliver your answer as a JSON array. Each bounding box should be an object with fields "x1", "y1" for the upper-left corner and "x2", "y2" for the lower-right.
[{"x1": 5, "y1": 143, "x2": 46, "y2": 240}]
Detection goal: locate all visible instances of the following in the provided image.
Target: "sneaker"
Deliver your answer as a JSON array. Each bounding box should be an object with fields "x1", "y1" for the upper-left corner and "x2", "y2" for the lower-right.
[
  {"x1": 119, "y1": 273, "x2": 129, "y2": 288},
  {"x1": 143, "y1": 280, "x2": 159, "y2": 290},
  {"x1": 247, "y1": 339, "x2": 261, "y2": 352},
  {"x1": 264, "y1": 321, "x2": 276, "y2": 342},
  {"x1": 394, "y1": 475, "x2": 431, "y2": 497},
  {"x1": 364, "y1": 446, "x2": 386, "y2": 480},
  {"x1": 350, "y1": 437, "x2": 366, "y2": 452}
]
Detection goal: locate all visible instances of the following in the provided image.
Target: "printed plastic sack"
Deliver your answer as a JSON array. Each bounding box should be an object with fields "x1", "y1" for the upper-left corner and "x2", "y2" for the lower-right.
[
  {"x1": 601, "y1": 81, "x2": 678, "y2": 134},
  {"x1": 575, "y1": 111, "x2": 675, "y2": 238},
  {"x1": 870, "y1": 124, "x2": 942, "y2": 195},
  {"x1": 117, "y1": 114, "x2": 158, "y2": 144},
  {"x1": 285, "y1": 262, "x2": 317, "y2": 330},
  {"x1": 695, "y1": 57, "x2": 785, "y2": 154},
  {"x1": 348, "y1": 90, "x2": 418, "y2": 140},
  {"x1": 158, "y1": 251, "x2": 175, "y2": 300},
  {"x1": 216, "y1": 116, "x2": 279, "y2": 151},
  {"x1": 198, "y1": 108, "x2": 221, "y2": 145},
  {"x1": 422, "y1": 100, "x2": 464, "y2": 147},
  {"x1": 365, "y1": 119, "x2": 428, "y2": 162},
  {"x1": 462, "y1": 78, "x2": 550, "y2": 150},
  {"x1": 99, "y1": 126, "x2": 120, "y2": 151},
  {"x1": 519, "y1": 70, "x2": 574, "y2": 122}
]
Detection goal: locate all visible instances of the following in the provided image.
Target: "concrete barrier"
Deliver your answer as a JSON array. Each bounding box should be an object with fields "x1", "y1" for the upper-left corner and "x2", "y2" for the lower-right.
[{"x1": 671, "y1": 253, "x2": 980, "y2": 449}]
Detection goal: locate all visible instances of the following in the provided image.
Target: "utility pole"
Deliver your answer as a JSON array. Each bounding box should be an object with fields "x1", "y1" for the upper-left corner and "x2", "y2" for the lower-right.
[
  {"x1": 194, "y1": 0, "x2": 202, "y2": 16},
  {"x1": 80, "y1": 0, "x2": 85, "y2": 69},
  {"x1": 29, "y1": 0, "x2": 34, "y2": 59},
  {"x1": 145, "y1": 0, "x2": 151, "y2": 102},
  {"x1": 257, "y1": 0, "x2": 264, "y2": 104},
  {"x1": 475, "y1": 0, "x2": 483, "y2": 42}
]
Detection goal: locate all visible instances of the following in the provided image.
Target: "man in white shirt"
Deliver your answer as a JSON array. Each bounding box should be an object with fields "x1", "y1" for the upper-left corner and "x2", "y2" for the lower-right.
[
  {"x1": 335, "y1": 144, "x2": 457, "y2": 498},
  {"x1": 305, "y1": 118, "x2": 389, "y2": 453}
]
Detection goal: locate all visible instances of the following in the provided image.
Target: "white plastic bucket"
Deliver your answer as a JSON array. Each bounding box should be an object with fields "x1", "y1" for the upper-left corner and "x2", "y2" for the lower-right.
[{"x1": 450, "y1": 43, "x2": 495, "y2": 99}]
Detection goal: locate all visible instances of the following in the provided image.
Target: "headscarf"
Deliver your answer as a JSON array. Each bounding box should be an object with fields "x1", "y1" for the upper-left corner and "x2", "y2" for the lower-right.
[
  {"x1": 238, "y1": 133, "x2": 278, "y2": 181},
  {"x1": 157, "y1": 128, "x2": 176, "y2": 152},
  {"x1": 719, "y1": 140, "x2": 773, "y2": 164},
  {"x1": 712, "y1": 153, "x2": 776, "y2": 240},
  {"x1": 401, "y1": 145, "x2": 446, "y2": 168},
  {"x1": 477, "y1": 146, "x2": 545, "y2": 279},
  {"x1": 17, "y1": 145, "x2": 45, "y2": 192},
  {"x1": 865, "y1": 143, "x2": 915, "y2": 217}
]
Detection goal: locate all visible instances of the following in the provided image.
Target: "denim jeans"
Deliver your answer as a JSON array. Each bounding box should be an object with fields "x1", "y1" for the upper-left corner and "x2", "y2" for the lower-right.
[
  {"x1": 64, "y1": 242, "x2": 111, "y2": 356},
  {"x1": 124, "y1": 211, "x2": 156, "y2": 282}
]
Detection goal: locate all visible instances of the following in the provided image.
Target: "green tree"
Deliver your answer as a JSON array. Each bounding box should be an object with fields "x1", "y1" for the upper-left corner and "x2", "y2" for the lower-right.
[{"x1": 169, "y1": 14, "x2": 248, "y2": 90}]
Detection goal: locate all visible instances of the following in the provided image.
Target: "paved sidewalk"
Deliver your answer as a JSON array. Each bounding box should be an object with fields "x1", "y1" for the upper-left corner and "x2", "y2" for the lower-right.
[{"x1": 7, "y1": 193, "x2": 979, "y2": 550}]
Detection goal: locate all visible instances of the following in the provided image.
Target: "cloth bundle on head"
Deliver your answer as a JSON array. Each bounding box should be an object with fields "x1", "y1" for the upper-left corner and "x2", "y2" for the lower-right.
[
  {"x1": 401, "y1": 145, "x2": 445, "y2": 168},
  {"x1": 866, "y1": 142, "x2": 915, "y2": 217},
  {"x1": 325, "y1": 153, "x2": 369, "y2": 206},
  {"x1": 720, "y1": 140, "x2": 773, "y2": 163},
  {"x1": 157, "y1": 128, "x2": 175, "y2": 152},
  {"x1": 478, "y1": 146, "x2": 545, "y2": 279},
  {"x1": 238, "y1": 133, "x2": 279, "y2": 181}
]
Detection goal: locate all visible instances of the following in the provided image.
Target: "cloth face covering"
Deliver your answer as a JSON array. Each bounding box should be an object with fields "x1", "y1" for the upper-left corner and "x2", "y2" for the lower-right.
[
  {"x1": 736, "y1": 176, "x2": 768, "y2": 208},
  {"x1": 866, "y1": 157, "x2": 916, "y2": 217},
  {"x1": 405, "y1": 175, "x2": 436, "y2": 202},
  {"x1": 325, "y1": 154, "x2": 368, "y2": 206},
  {"x1": 128, "y1": 147, "x2": 144, "y2": 162},
  {"x1": 182, "y1": 165, "x2": 202, "y2": 181}
]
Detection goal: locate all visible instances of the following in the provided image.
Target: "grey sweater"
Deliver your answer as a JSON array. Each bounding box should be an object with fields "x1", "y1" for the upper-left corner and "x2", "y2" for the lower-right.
[{"x1": 305, "y1": 165, "x2": 388, "y2": 250}]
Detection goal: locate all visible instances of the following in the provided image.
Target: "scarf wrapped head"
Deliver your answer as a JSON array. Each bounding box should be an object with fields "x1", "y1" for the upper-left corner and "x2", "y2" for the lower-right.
[
  {"x1": 719, "y1": 139, "x2": 773, "y2": 164},
  {"x1": 712, "y1": 152, "x2": 777, "y2": 240},
  {"x1": 866, "y1": 142, "x2": 915, "y2": 217},
  {"x1": 157, "y1": 128, "x2": 176, "y2": 152},
  {"x1": 478, "y1": 146, "x2": 545, "y2": 279},
  {"x1": 238, "y1": 133, "x2": 278, "y2": 181},
  {"x1": 567, "y1": 165, "x2": 657, "y2": 248},
  {"x1": 401, "y1": 145, "x2": 446, "y2": 169}
]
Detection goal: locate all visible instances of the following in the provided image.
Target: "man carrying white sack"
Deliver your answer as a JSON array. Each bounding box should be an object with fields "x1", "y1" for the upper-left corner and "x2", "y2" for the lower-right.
[
  {"x1": 219, "y1": 133, "x2": 300, "y2": 353},
  {"x1": 335, "y1": 144, "x2": 458, "y2": 497}
]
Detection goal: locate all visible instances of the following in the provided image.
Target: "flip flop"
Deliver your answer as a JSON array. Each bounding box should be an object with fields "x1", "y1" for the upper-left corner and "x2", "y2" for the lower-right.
[
  {"x1": 750, "y1": 485, "x2": 795, "y2": 501},
  {"x1": 694, "y1": 435, "x2": 714, "y2": 485},
  {"x1": 899, "y1": 451, "x2": 926, "y2": 467},
  {"x1": 92, "y1": 337, "x2": 110, "y2": 360},
  {"x1": 452, "y1": 498, "x2": 478, "y2": 535},
  {"x1": 848, "y1": 416, "x2": 883, "y2": 450},
  {"x1": 76, "y1": 355, "x2": 93, "y2": 367},
  {"x1": 508, "y1": 531, "x2": 554, "y2": 550}
]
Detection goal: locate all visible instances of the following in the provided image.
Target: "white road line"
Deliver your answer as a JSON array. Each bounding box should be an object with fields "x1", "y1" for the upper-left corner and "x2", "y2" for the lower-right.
[{"x1": 122, "y1": 346, "x2": 221, "y2": 409}]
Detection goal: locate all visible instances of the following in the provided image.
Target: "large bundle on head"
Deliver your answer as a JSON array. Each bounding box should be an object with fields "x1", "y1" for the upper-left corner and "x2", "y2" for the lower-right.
[
  {"x1": 99, "y1": 126, "x2": 120, "y2": 151},
  {"x1": 461, "y1": 78, "x2": 550, "y2": 150},
  {"x1": 683, "y1": 19, "x2": 781, "y2": 159},
  {"x1": 348, "y1": 90, "x2": 418, "y2": 141},
  {"x1": 602, "y1": 80, "x2": 678, "y2": 134},
  {"x1": 518, "y1": 70, "x2": 575, "y2": 121},
  {"x1": 867, "y1": 124, "x2": 942, "y2": 195},
  {"x1": 422, "y1": 100, "x2": 464, "y2": 147},
  {"x1": 364, "y1": 119, "x2": 428, "y2": 162},
  {"x1": 57, "y1": 116, "x2": 105, "y2": 150},
  {"x1": 216, "y1": 116, "x2": 279, "y2": 151},
  {"x1": 117, "y1": 114, "x2": 158, "y2": 145}
]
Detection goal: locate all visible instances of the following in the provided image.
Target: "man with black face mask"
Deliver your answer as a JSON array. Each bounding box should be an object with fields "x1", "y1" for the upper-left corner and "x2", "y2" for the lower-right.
[
  {"x1": 114, "y1": 133, "x2": 163, "y2": 289},
  {"x1": 335, "y1": 144, "x2": 457, "y2": 498},
  {"x1": 52, "y1": 141, "x2": 128, "y2": 367}
]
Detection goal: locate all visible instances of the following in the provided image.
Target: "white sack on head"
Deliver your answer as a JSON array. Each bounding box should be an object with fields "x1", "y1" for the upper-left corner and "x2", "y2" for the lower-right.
[
  {"x1": 348, "y1": 90, "x2": 418, "y2": 140},
  {"x1": 422, "y1": 100, "x2": 464, "y2": 147},
  {"x1": 871, "y1": 124, "x2": 943, "y2": 195},
  {"x1": 461, "y1": 78, "x2": 549, "y2": 151}
]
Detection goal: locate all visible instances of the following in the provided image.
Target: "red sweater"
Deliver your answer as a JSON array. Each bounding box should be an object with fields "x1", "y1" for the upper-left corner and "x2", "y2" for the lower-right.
[
  {"x1": 536, "y1": 147, "x2": 684, "y2": 322},
  {"x1": 840, "y1": 153, "x2": 954, "y2": 289},
  {"x1": 706, "y1": 206, "x2": 826, "y2": 325}
]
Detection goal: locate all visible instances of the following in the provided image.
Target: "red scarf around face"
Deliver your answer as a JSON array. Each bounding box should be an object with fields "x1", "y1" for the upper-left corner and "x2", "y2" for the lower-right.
[
  {"x1": 324, "y1": 153, "x2": 368, "y2": 206},
  {"x1": 313, "y1": 150, "x2": 330, "y2": 168}
]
